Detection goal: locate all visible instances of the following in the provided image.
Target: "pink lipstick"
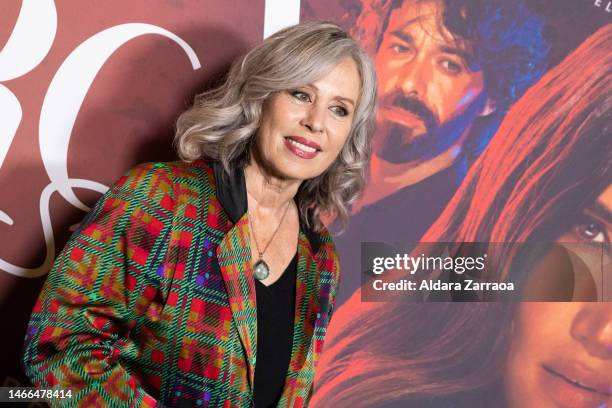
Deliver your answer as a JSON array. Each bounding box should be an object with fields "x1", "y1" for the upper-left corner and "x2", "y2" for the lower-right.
[{"x1": 284, "y1": 136, "x2": 321, "y2": 159}]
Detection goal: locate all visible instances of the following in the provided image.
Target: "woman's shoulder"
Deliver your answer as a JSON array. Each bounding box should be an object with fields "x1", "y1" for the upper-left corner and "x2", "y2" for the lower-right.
[
  {"x1": 132, "y1": 159, "x2": 214, "y2": 176},
  {"x1": 123, "y1": 159, "x2": 216, "y2": 188},
  {"x1": 113, "y1": 160, "x2": 218, "y2": 214}
]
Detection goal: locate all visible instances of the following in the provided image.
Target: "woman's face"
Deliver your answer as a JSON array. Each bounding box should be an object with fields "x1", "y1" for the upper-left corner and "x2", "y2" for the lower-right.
[
  {"x1": 505, "y1": 186, "x2": 612, "y2": 408},
  {"x1": 504, "y1": 303, "x2": 612, "y2": 408},
  {"x1": 253, "y1": 57, "x2": 361, "y2": 182}
]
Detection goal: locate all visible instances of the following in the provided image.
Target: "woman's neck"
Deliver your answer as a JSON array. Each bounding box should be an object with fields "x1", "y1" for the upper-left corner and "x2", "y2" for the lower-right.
[{"x1": 243, "y1": 158, "x2": 301, "y2": 212}]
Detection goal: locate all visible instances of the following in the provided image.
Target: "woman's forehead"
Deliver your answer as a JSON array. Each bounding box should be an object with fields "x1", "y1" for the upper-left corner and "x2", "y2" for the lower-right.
[{"x1": 308, "y1": 58, "x2": 361, "y2": 103}]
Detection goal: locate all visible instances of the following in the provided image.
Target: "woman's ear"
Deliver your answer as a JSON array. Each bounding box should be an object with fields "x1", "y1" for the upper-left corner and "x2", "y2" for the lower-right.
[{"x1": 479, "y1": 98, "x2": 496, "y2": 117}]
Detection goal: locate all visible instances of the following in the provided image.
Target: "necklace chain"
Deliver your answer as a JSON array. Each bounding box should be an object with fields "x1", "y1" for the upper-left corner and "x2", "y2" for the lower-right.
[{"x1": 248, "y1": 200, "x2": 291, "y2": 260}]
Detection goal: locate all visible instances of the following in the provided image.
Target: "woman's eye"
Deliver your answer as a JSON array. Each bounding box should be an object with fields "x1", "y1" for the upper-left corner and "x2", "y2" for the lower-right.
[
  {"x1": 331, "y1": 106, "x2": 349, "y2": 117},
  {"x1": 440, "y1": 59, "x2": 463, "y2": 75},
  {"x1": 291, "y1": 91, "x2": 311, "y2": 102},
  {"x1": 575, "y1": 220, "x2": 606, "y2": 243}
]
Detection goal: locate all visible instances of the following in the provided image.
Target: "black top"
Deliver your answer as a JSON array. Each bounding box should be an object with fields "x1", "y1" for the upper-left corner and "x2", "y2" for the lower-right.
[{"x1": 253, "y1": 254, "x2": 298, "y2": 408}]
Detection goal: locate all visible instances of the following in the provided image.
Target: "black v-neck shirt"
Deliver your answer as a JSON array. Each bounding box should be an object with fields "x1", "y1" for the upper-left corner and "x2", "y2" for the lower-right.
[{"x1": 253, "y1": 253, "x2": 298, "y2": 408}]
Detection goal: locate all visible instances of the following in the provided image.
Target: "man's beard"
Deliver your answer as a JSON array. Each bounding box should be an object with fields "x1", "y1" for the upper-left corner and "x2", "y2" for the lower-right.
[
  {"x1": 375, "y1": 119, "x2": 464, "y2": 164},
  {"x1": 375, "y1": 93, "x2": 488, "y2": 165}
]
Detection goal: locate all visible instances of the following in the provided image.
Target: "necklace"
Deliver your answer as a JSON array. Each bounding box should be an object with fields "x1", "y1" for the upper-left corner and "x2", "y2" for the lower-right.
[{"x1": 248, "y1": 200, "x2": 292, "y2": 281}]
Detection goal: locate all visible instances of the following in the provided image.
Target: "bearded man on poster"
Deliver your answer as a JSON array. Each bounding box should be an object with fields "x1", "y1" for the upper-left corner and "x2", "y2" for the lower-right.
[{"x1": 332, "y1": 0, "x2": 550, "y2": 305}]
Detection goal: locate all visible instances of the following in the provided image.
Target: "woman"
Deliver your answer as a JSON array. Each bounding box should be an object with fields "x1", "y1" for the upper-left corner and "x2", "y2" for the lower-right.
[
  {"x1": 22, "y1": 22, "x2": 377, "y2": 407},
  {"x1": 311, "y1": 24, "x2": 611, "y2": 408},
  {"x1": 505, "y1": 302, "x2": 612, "y2": 408}
]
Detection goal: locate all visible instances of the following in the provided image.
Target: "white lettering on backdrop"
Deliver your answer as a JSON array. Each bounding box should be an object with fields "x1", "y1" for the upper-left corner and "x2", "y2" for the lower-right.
[
  {"x1": 0, "y1": 5, "x2": 201, "y2": 277},
  {"x1": 0, "y1": 0, "x2": 57, "y2": 225},
  {"x1": 263, "y1": 0, "x2": 301, "y2": 38},
  {"x1": 40, "y1": 24, "x2": 201, "y2": 212}
]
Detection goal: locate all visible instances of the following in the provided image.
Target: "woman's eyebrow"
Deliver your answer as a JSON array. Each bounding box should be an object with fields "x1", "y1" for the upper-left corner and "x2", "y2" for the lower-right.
[
  {"x1": 336, "y1": 96, "x2": 355, "y2": 107},
  {"x1": 587, "y1": 202, "x2": 612, "y2": 224},
  {"x1": 307, "y1": 83, "x2": 355, "y2": 107}
]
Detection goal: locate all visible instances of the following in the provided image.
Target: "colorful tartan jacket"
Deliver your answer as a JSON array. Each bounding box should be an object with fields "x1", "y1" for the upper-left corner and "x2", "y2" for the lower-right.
[{"x1": 23, "y1": 160, "x2": 340, "y2": 408}]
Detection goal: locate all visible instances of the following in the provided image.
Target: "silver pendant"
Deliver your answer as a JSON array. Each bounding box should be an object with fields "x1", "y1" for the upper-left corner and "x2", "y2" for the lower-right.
[{"x1": 253, "y1": 259, "x2": 270, "y2": 280}]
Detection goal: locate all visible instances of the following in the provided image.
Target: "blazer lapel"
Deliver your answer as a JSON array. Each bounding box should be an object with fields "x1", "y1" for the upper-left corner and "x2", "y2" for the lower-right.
[
  {"x1": 281, "y1": 230, "x2": 321, "y2": 401},
  {"x1": 211, "y1": 161, "x2": 259, "y2": 388},
  {"x1": 216, "y1": 212, "x2": 258, "y2": 389}
]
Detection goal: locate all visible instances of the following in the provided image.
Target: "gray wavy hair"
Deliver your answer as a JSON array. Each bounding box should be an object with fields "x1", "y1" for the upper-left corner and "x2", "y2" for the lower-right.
[{"x1": 174, "y1": 21, "x2": 377, "y2": 232}]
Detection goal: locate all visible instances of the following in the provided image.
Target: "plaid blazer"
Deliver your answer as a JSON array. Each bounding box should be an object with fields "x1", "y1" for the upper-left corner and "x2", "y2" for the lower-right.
[{"x1": 23, "y1": 160, "x2": 340, "y2": 408}]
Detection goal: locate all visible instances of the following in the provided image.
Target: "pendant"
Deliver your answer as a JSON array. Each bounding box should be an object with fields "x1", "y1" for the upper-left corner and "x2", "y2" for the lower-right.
[{"x1": 253, "y1": 259, "x2": 270, "y2": 280}]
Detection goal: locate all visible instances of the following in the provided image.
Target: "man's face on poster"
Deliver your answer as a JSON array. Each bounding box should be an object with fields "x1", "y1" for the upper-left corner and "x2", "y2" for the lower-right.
[{"x1": 374, "y1": 0, "x2": 491, "y2": 163}]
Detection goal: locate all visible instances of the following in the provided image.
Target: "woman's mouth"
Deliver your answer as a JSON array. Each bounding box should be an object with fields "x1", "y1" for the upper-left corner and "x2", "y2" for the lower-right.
[
  {"x1": 284, "y1": 136, "x2": 321, "y2": 159},
  {"x1": 541, "y1": 363, "x2": 612, "y2": 408}
]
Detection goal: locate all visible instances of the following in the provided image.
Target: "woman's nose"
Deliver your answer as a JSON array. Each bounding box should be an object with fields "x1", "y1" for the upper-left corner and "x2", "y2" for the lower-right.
[
  {"x1": 300, "y1": 105, "x2": 325, "y2": 134},
  {"x1": 571, "y1": 303, "x2": 612, "y2": 359}
]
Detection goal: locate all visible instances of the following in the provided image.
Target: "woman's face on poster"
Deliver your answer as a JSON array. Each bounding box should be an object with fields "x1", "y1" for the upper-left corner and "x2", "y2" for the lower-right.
[
  {"x1": 253, "y1": 57, "x2": 360, "y2": 182},
  {"x1": 505, "y1": 185, "x2": 612, "y2": 408},
  {"x1": 504, "y1": 303, "x2": 612, "y2": 408}
]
